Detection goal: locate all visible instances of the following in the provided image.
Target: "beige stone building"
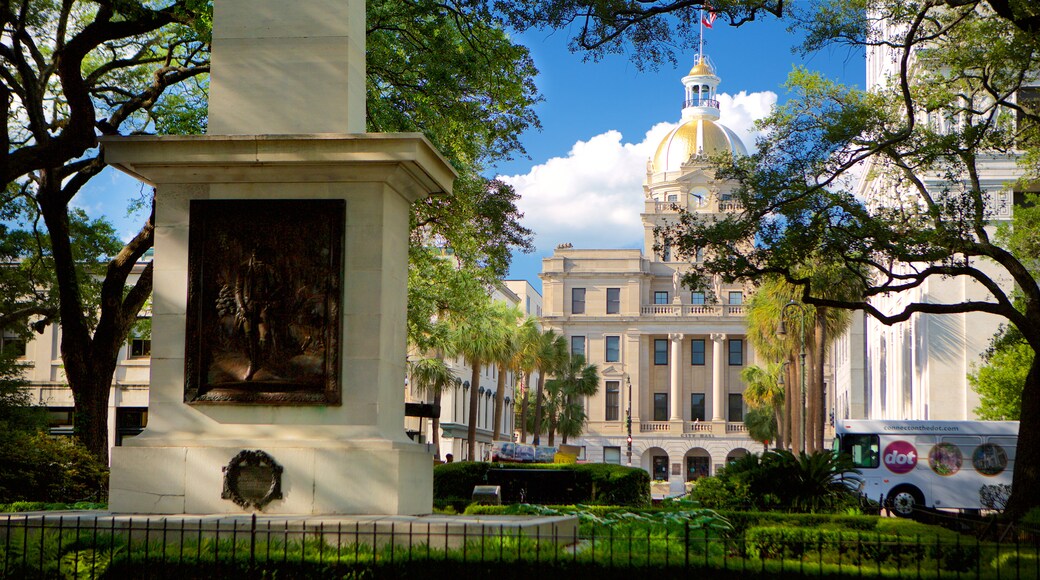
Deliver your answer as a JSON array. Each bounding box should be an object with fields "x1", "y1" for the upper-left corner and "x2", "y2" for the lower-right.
[{"x1": 539, "y1": 55, "x2": 760, "y2": 489}]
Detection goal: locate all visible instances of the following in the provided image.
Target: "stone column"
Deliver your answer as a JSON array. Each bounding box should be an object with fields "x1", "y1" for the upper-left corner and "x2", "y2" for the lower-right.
[
  {"x1": 669, "y1": 333, "x2": 683, "y2": 421},
  {"x1": 711, "y1": 333, "x2": 727, "y2": 421}
]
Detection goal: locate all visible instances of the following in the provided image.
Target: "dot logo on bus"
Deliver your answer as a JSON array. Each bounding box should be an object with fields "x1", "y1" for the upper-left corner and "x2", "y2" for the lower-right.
[{"x1": 883, "y1": 441, "x2": 918, "y2": 474}]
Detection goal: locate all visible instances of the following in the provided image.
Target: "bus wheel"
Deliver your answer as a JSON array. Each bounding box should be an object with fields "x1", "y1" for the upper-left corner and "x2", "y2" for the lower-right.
[{"x1": 887, "y1": 486, "x2": 923, "y2": 518}]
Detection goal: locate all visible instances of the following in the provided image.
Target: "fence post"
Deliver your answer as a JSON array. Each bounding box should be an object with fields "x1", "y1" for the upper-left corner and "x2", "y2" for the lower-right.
[
  {"x1": 250, "y1": 513, "x2": 257, "y2": 573},
  {"x1": 684, "y1": 521, "x2": 689, "y2": 570}
]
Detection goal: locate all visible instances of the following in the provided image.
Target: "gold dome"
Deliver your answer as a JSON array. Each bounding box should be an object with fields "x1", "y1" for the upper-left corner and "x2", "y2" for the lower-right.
[
  {"x1": 688, "y1": 57, "x2": 715, "y2": 77},
  {"x1": 652, "y1": 118, "x2": 747, "y2": 173}
]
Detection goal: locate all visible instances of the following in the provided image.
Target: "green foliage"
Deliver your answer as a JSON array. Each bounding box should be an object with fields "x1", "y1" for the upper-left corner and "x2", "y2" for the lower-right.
[
  {"x1": 0, "y1": 501, "x2": 105, "y2": 513},
  {"x1": 692, "y1": 450, "x2": 861, "y2": 513},
  {"x1": 0, "y1": 432, "x2": 108, "y2": 503},
  {"x1": 969, "y1": 336, "x2": 1029, "y2": 420}
]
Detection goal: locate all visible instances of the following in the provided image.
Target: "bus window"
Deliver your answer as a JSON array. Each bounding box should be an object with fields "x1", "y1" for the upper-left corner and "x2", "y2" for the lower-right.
[{"x1": 841, "y1": 434, "x2": 880, "y2": 469}]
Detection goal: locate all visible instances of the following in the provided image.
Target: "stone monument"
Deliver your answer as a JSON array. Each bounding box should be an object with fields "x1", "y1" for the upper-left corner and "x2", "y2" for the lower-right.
[{"x1": 104, "y1": 0, "x2": 454, "y2": 515}]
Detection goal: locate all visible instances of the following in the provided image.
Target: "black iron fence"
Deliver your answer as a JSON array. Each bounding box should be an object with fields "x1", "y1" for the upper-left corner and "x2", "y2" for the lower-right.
[{"x1": 1, "y1": 513, "x2": 1038, "y2": 579}]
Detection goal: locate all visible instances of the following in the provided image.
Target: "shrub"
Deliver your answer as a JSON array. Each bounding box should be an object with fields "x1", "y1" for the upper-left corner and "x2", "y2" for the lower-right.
[
  {"x1": 432, "y1": 461, "x2": 492, "y2": 501},
  {"x1": 691, "y1": 450, "x2": 861, "y2": 513},
  {"x1": 0, "y1": 432, "x2": 108, "y2": 503}
]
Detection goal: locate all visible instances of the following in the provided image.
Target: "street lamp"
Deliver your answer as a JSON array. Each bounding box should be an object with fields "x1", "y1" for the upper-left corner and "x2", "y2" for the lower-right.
[{"x1": 778, "y1": 300, "x2": 807, "y2": 455}]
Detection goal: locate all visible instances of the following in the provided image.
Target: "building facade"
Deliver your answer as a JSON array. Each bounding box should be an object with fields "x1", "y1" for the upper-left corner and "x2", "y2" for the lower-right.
[
  {"x1": 831, "y1": 12, "x2": 1024, "y2": 422},
  {"x1": 539, "y1": 55, "x2": 760, "y2": 489}
]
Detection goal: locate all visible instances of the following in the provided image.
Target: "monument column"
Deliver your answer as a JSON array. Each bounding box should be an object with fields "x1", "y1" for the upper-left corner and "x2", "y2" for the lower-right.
[
  {"x1": 711, "y1": 333, "x2": 727, "y2": 422},
  {"x1": 106, "y1": 0, "x2": 455, "y2": 516},
  {"x1": 669, "y1": 333, "x2": 683, "y2": 421}
]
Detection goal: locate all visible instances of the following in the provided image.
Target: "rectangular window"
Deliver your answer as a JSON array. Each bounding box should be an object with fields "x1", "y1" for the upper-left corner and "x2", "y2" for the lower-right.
[
  {"x1": 728, "y1": 291, "x2": 743, "y2": 305},
  {"x1": 654, "y1": 291, "x2": 669, "y2": 304},
  {"x1": 525, "y1": 296, "x2": 531, "y2": 314},
  {"x1": 1017, "y1": 86, "x2": 1040, "y2": 147},
  {"x1": 653, "y1": 393, "x2": 668, "y2": 421},
  {"x1": 696, "y1": 248, "x2": 705, "y2": 262},
  {"x1": 662, "y1": 246, "x2": 672, "y2": 262},
  {"x1": 605, "y1": 336, "x2": 620, "y2": 362},
  {"x1": 691, "y1": 339, "x2": 705, "y2": 365},
  {"x1": 728, "y1": 393, "x2": 744, "y2": 422},
  {"x1": 571, "y1": 336, "x2": 586, "y2": 358},
  {"x1": 690, "y1": 292, "x2": 705, "y2": 305},
  {"x1": 840, "y1": 434, "x2": 880, "y2": 469},
  {"x1": 691, "y1": 393, "x2": 706, "y2": 421},
  {"x1": 603, "y1": 446, "x2": 621, "y2": 465},
  {"x1": 728, "y1": 339, "x2": 744, "y2": 366},
  {"x1": 654, "y1": 339, "x2": 668, "y2": 365},
  {"x1": 571, "y1": 288, "x2": 586, "y2": 314},
  {"x1": 0, "y1": 329, "x2": 27, "y2": 358},
  {"x1": 606, "y1": 287, "x2": 621, "y2": 314},
  {"x1": 605, "y1": 380, "x2": 620, "y2": 421},
  {"x1": 129, "y1": 337, "x2": 151, "y2": 358}
]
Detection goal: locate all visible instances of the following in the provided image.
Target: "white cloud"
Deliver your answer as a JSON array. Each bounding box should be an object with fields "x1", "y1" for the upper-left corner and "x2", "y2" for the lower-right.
[{"x1": 500, "y1": 91, "x2": 777, "y2": 254}]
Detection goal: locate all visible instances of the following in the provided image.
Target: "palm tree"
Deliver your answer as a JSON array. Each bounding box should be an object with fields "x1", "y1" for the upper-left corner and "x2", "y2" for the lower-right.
[
  {"x1": 744, "y1": 407, "x2": 778, "y2": 452},
  {"x1": 745, "y1": 267, "x2": 860, "y2": 453},
  {"x1": 530, "y1": 329, "x2": 567, "y2": 446},
  {"x1": 545, "y1": 353, "x2": 600, "y2": 445},
  {"x1": 513, "y1": 320, "x2": 540, "y2": 442},
  {"x1": 741, "y1": 363, "x2": 785, "y2": 449},
  {"x1": 745, "y1": 278, "x2": 803, "y2": 451},
  {"x1": 409, "y1": 356, "x2": 460, "y2": 453},
  {"x1": 488, "y1": 303, "x2": 526, "y2": 441},
  {"x1": 449, "y1": 302, "x2": 507, "y2": 461}
]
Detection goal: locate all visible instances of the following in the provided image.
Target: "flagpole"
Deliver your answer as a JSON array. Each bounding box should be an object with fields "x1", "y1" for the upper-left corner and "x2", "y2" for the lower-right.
[{"x1": 699, "y1": 6, "x2": 704, "y2": 61}]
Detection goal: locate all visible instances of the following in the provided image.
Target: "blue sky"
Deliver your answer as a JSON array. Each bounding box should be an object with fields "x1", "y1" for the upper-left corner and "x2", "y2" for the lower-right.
[
  {"x1": 496, "y1": 20, "x2": 865, "y2": 292},
  {"x1": 76, "y1": 15, "x2": 864, "y2": 296}
]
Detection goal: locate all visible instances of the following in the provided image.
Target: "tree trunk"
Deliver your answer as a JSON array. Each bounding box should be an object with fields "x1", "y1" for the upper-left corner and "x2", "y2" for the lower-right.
[
  {"x1": 532, "y1": 370, "x2": 546, "y2": 445},
  {"x1": 492, "y1": 362, "x2": 507, "y2": 440},
  {"x1": 784, "y1": 357, "x2": 794, "y2": 451},
  {"x1": 815, "y1": 313, "x2": 827, "y2": 452},
  {"x1": 806, "y1": 345, "x2": 818, "y2": 453},
  {"x1": 38, "y1": 183, "x2": 154, "y2": 463},
  {"x1": 467, "y1": 362, "x2": 481, "y2": 461},
  {"x1": 1007, "y1": 353, "x2": 1040, "y2": 519}
]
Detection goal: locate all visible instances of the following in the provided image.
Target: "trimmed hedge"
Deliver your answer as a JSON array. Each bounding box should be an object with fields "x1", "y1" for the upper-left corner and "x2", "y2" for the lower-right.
[{"x1": 433, "y1": 462, "x2": 650, "y2": 507}]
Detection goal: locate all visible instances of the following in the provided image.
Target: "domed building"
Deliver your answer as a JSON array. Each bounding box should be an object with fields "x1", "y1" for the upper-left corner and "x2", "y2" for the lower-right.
[{"x1": 539, "y1": 54, "x2": 761, "y2": 491}]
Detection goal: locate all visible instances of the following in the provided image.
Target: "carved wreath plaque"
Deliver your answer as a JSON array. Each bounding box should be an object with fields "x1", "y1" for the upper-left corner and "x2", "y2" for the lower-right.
[
  {"x1": 221, "y1": 449, "x2": 284, "y2": 510},
  {"x1": 185, "y1": 199, "x2": 343, "y2": 405}
]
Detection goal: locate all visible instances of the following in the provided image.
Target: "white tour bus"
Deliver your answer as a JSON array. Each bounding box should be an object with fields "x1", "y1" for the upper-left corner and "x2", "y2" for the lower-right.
[{"x1": 834, "y1": 420, "x2": 1018, "y2": 517}]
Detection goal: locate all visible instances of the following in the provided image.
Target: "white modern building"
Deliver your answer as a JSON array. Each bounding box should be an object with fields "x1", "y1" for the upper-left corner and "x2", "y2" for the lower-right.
[
  {"x1": 539, "y1": 54, "x2": 760, "y2": 488},
  {"x1": 831, "y1": 11, "x2": 1026, "y2": 422}
]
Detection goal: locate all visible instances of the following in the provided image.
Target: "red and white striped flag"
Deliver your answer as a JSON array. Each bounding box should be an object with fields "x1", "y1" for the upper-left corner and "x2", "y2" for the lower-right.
[{"x1": 702, "y1": 9, "x2": 718, "y2": 29}]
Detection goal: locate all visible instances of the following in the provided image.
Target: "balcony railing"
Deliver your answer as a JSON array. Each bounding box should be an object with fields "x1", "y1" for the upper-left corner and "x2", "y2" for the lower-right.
[
  {"x1": 726, "y1": 423, "x2": 749, "y2": 433},
  {"x1": 684, "y1": 98, "x2": 719, "y2": 109},
  {"x1": 687, "y1": 421, "x2": 712, "y2": 432},
  {"x1": 640, "y1": 421, "x2": 671, "y2": 433},
  {"x1": 639, "y1": 304, "x2": 745, "y2": 317}
]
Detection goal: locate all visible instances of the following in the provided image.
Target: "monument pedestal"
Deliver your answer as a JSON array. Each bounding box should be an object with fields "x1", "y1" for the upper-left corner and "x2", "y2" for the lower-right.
[{"x1": 104, "y1": 134, "x2": 456, "y2": 515}]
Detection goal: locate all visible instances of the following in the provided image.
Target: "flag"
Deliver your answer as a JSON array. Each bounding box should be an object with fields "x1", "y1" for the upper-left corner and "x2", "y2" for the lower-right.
[{"x1": 702, "y1": 9, "x2": 718, "y2": 29}]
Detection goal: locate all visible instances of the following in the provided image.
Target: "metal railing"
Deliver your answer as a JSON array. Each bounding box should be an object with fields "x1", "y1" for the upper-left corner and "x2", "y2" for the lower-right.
[{"x1": 2, "y1": 513, "x2": 1038, "y2": 578}]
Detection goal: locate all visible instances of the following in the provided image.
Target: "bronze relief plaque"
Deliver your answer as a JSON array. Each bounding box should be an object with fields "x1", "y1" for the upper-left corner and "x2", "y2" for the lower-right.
[
  {"x1": 185, "y1": 199, "x2": 343, "y2": 405},
  {"x1": 221, "y1": 449, "x2": 283, "y2": 509}
]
